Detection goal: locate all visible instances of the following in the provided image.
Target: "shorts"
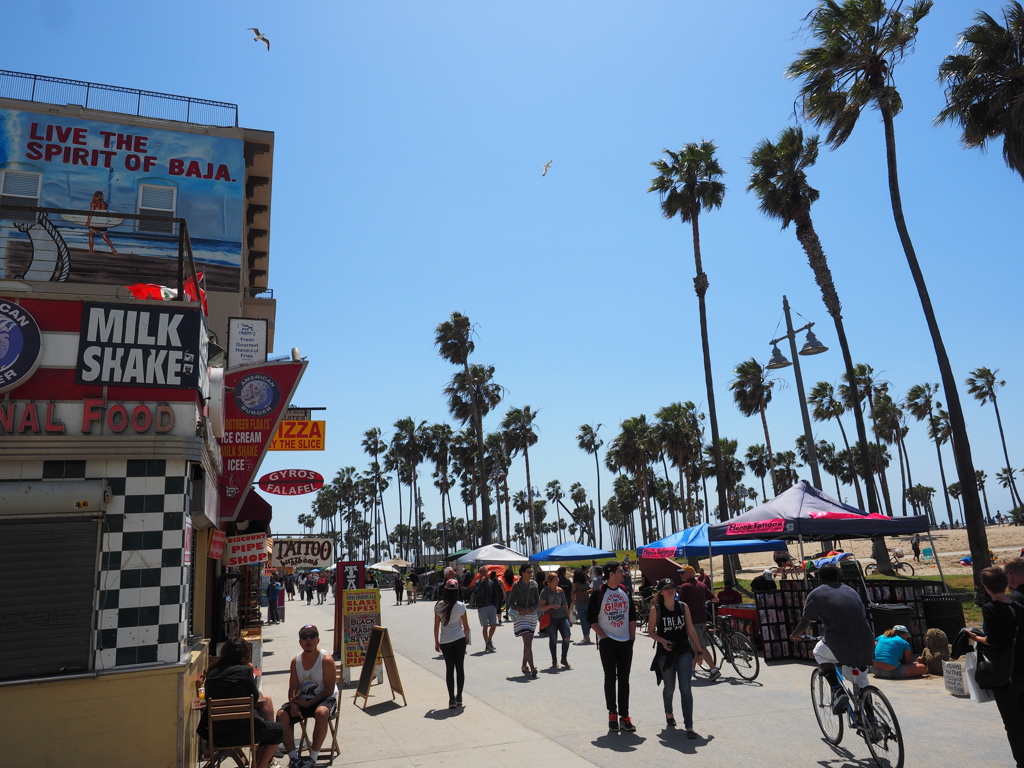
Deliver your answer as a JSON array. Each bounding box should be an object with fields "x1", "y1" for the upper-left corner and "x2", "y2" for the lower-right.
[
  {"x1": 282, "y1": 695, "x2": 338, "y2": 725},
  {"x1": 871, "y1": 665, "x2": 906, "y2": 679},
  {"x1": 477, "y1": 605, "x2": 498, "y2": 626},
  {"x1": 774, "y1": 556, "x2": 791, "y2": 567}
]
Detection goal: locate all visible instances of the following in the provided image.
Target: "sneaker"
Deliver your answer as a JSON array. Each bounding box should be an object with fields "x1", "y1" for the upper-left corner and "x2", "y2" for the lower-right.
[
  {"x1": 288, "y1": 758, "x2": 302, "y2": 768},
  {"x1": 608, "y1": 713, "x2": 619, "y2": 732},
  {"x1": 620, "y1": 717, "x2": 637, "y2": 733},
  {"x1": 708, "y1": 667, "x2": 722, "y2": 681},
  {"x1": 449, "y1": 698, "x2": 458, "y2": 709},
  {"x1": 831, "y1": 691, "x2": 850, "y2": 715}
]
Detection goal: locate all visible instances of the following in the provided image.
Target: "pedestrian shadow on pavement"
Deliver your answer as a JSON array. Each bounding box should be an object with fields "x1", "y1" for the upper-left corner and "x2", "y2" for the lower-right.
[
  {"x1": 591, "y1": 733, "x2": 646, "y2": 752},
  {"x1": 657, "y1": 729, "x2": 714, "y2": 754},
  {"x1": 424, "y1": 708, "x2": 461, "y2": 720}
]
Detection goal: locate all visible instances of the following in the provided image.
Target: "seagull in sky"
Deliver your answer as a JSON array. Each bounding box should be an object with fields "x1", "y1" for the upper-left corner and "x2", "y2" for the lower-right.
[
  {"x1": 542, "y1": 161, "x2": 553, "y2": 177},
  {"x1": 248, "y1": 28, "x2": 270, "y2": 51}
]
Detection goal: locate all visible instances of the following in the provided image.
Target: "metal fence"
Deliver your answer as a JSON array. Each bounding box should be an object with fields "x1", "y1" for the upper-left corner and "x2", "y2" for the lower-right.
[{"x1": 0, "y1": 70, "x2": 238, "y2": 127}]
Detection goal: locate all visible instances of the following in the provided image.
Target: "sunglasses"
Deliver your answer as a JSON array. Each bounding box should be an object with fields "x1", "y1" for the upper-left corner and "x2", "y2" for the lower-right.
[{"x1": 299, "y1": 633, "x2": 318, "y2": 640}]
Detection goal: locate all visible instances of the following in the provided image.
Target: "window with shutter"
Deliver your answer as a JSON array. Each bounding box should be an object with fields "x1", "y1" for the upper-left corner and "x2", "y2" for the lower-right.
[
  {"x1": 137, "y1": 184, "x2": 177, "y2": 234},
  {"x1": 1, "y1": 171, "x2": 42, "y2": 222}
]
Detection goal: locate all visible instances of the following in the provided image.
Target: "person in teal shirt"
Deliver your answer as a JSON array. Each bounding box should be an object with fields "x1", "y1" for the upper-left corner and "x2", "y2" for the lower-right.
[{"x1": 871, "y1": 625, "x2": 927, "y2": 679}]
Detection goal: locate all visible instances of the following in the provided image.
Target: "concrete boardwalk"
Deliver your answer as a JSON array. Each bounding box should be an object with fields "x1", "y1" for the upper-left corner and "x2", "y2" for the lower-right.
[{"x1": 257, "y1": 590, "x2": 1014, "y2": 768}]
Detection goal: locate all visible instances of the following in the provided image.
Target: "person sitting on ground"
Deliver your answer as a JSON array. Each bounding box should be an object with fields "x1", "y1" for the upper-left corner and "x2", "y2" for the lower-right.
[
  {"x1": 276, "y1": 625, "x2": 338, "y2": 768},
  {"x1": 199, "y1": 637, "x2": 283, "y2": 768},
  {"x1": 750, "y1": 569, "x2": 777, "y2": 592},
  {"x1": 716, "y1": 580, "x2": 743, "y2": 605},
  {"x1": 919, "y1": 628, "x2": 950, "y2": 676},
  {"x1": 872, "y1": 625, "x2": 927, "y2": 679}
]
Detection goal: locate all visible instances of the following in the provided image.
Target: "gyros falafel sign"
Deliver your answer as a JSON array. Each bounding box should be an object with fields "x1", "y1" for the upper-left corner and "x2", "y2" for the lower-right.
[
  {"x1": 271, "y1": 538, "x2": 334, "y2": 569},
  {"x1": 257, "y1": 469, "x2": 324, "y2": 496}
]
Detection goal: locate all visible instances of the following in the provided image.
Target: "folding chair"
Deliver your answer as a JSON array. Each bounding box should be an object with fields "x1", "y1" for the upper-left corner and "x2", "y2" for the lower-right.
[
  {"x1": 297, "y1": 661, "x2": 342, "y2": 761},
  {"x1": 203, "y1": 696, "x2": 256, "y2": 768}
]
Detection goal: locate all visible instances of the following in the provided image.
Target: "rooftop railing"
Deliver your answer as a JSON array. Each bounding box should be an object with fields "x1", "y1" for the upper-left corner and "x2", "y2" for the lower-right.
[{"x1": 0, "y1": 70, "x2": 238, "y2": 128}]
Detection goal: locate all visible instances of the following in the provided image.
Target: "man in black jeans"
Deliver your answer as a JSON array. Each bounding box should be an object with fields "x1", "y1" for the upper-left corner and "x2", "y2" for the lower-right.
[{"x1": 587, "y1": 561, "x2": 638, "y2": 732}]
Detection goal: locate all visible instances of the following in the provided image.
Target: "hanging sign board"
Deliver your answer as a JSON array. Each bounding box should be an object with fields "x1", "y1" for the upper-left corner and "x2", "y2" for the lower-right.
[
  {"x1": 227, "y1": 317, "x2": 268, "y2": 369},
  {"x1": 224, "y1": 532, "x2": 268, "y2": 567},
  {"x1": 271, "y1": 538, "x2": 334, "y2": 569},
  {"x1": 257, "y1": 469, "x2": 324, "y2": 496},
  {"x1": 209, "y1": 529, "x2": 226, "y2": 559},
  {"x1": 268, "y1": 420, "x2": 325, "y2": 451}
]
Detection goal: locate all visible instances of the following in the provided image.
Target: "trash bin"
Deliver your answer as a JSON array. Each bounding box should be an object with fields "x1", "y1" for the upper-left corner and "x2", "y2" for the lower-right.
[
  {"x1": 923, "y1": 595, "x2": 966, "y2": 644},
  {"x1": 868, "y1": 604, "x2": 913, "y2": 636}
]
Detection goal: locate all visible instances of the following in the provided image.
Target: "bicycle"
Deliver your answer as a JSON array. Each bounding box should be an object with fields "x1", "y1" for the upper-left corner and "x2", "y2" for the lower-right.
[
  {"x1": 697, "y1": 613, "x2": 760, "y2": 681},
  {"x1": 864, "y1": 548, "x2": 915, "y2": 577},
  {"x1": 768, "y1": 560, "x2": 803, "y2": 580},
  {"x1": 800, "y1": 636, "x2": 904, "y2": 768}
]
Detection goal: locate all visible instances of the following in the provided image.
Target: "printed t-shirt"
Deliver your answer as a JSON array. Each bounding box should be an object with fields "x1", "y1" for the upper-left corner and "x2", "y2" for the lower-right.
[{"x1": 597, "y1": 585, "x2": 632, "y2": 642}]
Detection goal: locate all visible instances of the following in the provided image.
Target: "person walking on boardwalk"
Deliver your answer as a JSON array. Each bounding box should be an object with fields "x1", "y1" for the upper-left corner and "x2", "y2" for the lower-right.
[
  {"x1": 587, "y1": 561, "x2": 638, "y2": 733},
  {"x1": 540, "y1": 572, "x2": 572, "y2": 669},
  {"x1": 508, "y1": 564, "x2": 540, "y2": 677},
  {"x1": 434, "y1": 579, "x2": 471, "y2": 708}
]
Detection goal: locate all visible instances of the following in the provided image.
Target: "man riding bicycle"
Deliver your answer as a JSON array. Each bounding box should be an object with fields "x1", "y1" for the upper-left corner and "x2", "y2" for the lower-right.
[{"x1": 789, "y1": 564, "x2": 874, "y2": 714}]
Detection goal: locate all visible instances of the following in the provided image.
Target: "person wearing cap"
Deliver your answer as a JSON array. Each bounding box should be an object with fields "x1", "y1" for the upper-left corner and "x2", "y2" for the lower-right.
[
  {"x1": 871, "y1": 625, "x2": 927, "y2": 679},
  {"x1": 276, "y1": 625, "x2": 338, "y2": 768},
  {"x1": 648, "y1": 577, "x2": 710, "y2": 736},
  {"x1": 434, "y1": 578, "x2": 472, "y2": 708},
  {"x1": 678, "y1": 565, "x2": 721, "y2": 681},
  {"x1": 750, "y1": 568, "x2": 777, "y2": 592}
]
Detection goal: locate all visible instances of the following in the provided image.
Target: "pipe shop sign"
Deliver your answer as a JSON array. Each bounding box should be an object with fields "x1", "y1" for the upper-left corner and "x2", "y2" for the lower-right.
[{"x1": 271, "y1": 538, "x2": 334, "y2": 569}]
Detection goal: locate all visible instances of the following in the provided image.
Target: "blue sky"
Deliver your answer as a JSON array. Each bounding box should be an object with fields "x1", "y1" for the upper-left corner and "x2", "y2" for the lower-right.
[{"x1": 7, "y1": 1, "x2": 1023, "y2": 544}]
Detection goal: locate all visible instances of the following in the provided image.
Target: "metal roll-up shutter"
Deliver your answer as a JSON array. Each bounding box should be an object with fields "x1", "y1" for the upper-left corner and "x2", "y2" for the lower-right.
[{"x1": 0, "y1": 517, "x2": 99, "y2": 680}]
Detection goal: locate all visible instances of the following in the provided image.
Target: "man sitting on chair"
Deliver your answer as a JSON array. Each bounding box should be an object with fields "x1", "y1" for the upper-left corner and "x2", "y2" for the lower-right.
[{"x1": 276, "y1": 625, "x2": 338, "y2": 768}]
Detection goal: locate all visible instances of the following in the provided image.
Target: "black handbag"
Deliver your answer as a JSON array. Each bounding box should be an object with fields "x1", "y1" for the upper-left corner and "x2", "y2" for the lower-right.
[{"x1": 975, "y1": 643, "x2": 1014, "y2": 689}]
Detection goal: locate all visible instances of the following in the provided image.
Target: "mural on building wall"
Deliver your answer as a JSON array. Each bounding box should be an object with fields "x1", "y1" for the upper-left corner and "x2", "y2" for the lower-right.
[{"x1": 0, "y1": 108, "x2": 244, "y2": 291}]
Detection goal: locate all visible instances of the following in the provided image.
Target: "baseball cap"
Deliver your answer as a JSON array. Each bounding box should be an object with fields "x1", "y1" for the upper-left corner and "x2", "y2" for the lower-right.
[
  {"x1": 445, "y1": 578, "x2": 460, "y2": 589},
  {"x1": 299, "y1": 624, "x2": 318, "y2": 636},
  {"x1": 680, "y1": 565, "x2": 696, "y2": 576},
  {"x1": 892, "y1": 624, "x2": 910, "y2": 635},
  {"x1": 656, "y1": 578, "x2": 677, "y2": 591},
  {"x1": 763, "y1": 569, "x2": 774, "y2": 579}
]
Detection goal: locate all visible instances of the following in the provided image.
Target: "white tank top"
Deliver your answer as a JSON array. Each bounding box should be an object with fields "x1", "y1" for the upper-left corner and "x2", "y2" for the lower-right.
[{"x1": 294, "y1": 649, "x2": 336, "y2": 699}]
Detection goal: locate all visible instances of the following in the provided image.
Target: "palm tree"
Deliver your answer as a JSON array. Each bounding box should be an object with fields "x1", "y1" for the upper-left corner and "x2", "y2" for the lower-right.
[
  {"x1": 938, "y1": 2, "x2": 1024, "y2": 181},
  {"x1": 545, "y1": 480, "x2": 567, "y2": 545},
  {"x1": 655, "y1": 402, "x2": 704, "y2": 527},
  {"x1": 948, "y1": 481, "x2": 964, "y2": 523},
  {"x1": 996, "y1": 466, "x2": 1020, "y2": 504},
  {"x1": 906, "y1": 384, "x2": 954, "y2": 527},
  {"x1": 965, "y1": 367, "x2": 1020, "y2": 507},
  {"x1": 422, "y1": 422, "x2": 456, "y2": 555},
  {"x1": 789, "y1": 0, "x2": 988, "y2": 584},
  {"x1": 747, "y1": 125, "x2": 878, "y2": 509},
  {"x1": 501, "y1": 406, "x2": 540, "y2": 551},
  {"x1": 391, "y1": 417, "x2": 427, "y2": 557},
  {"x1": 649, "y1": 141, "x2": 730, "y2": 531},
  {"x1": 576, "y1": 423, "x2": 605, "y2": 548},
  {"x1": 485, "y1": 431, "x2": 513, "y2": 546},
  {"x1": 436, "y1": 311, "x2": 500, "y2": 544},
  {"x1": 976, "y1": 469, "x2": 993, "y2": 521},
  {"x1": 807, "y1": 380, "x2": 864, "y2": 508},
  {"x1": 840, "y1": 364, "x2": 894, "y2": 516},
  {"x1": 730, "y1": 358, "x2": 779, "y2": 494},
  {"x1": 361, "y1": 427, "x2": 389, "y2": 558},
  {"x1": 745, "y1": 444, "x2": 770, "y2": 500},
  {"x1": 873, "y1": 391, "x2": 913, "y2": 515},
  {"x1": 606, "y1": 415, "x2": 659, "y2": 543}
]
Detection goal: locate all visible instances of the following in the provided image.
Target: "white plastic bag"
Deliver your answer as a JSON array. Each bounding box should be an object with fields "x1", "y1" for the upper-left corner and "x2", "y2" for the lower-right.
[{"x1": 964, "y1": 650, "x2": 995, "y2": 703}]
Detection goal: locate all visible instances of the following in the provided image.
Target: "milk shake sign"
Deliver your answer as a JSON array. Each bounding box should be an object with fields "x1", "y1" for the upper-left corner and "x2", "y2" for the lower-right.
[{"x1": 76, "y1": 302, "x2": 205, "y2": 390}]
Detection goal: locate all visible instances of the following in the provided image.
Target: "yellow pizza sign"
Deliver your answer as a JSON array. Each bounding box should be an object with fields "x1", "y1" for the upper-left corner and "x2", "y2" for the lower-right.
[{"x1": 267, "y1": 420, "x2": 325, "y2": 451}]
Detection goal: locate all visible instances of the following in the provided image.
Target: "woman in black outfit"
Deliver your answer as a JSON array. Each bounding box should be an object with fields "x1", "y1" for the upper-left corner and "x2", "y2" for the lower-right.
[
  {"x1": 198, "y1": 637, "x2": 283, "y2": 768},
  {"x1": 966, "y1": 566, "x2": 1024, "y2": 767}
]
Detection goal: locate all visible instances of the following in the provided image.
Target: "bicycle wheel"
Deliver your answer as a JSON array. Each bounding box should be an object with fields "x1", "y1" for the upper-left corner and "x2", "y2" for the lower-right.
[
  {"x1": 694, "y1": 626, "x2": 718, "y2": 673},
  {"x1": 727, "y1": 631, "x2": 759, "y2": 681},
  {"x1": 809, "y1": 668, "x2": 844, "y2": 745},
  {"x1": 859, "y1": 685, "x2": 904, "y2": 768},
  {"x1": 896, "y1": 562, "x2": 915, "y2": 577},
  {"x1": 864, "y1": 563, "x2": 879, "y2": 576}
]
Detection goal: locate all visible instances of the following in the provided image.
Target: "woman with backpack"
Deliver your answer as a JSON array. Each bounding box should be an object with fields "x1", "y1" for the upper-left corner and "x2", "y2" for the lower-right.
[{"x1": 647, "y1": 577, "x2": 710, "y2": 738}]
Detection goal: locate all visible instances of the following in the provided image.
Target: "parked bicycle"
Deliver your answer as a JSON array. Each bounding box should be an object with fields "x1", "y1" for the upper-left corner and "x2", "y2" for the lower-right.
[
  {"x1": 800, "y1": 635, "x2": 904, "y2": 768},
  {"x1": 864, "y1": 548, "x2": 914, "y2": 577},
  {"x1": 696, "y1": 610, "x2": 760, "y2": 681}
]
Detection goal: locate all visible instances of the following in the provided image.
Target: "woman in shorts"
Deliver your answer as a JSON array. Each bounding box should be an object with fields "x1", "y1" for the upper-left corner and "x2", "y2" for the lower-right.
[{"x1": 507, "y1": 564, "x2": 540, "y2": 677}]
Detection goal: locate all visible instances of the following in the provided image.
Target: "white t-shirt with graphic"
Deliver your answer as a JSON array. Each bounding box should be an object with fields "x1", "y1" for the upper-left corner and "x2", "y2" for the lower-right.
[{"x1": 597, "y1": 585, "x2": 632, "y2": 642}]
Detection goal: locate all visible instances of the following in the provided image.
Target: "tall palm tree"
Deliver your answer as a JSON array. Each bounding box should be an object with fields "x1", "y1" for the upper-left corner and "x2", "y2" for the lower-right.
[
  {"x1": 606, "y1": 415, "x2": 659, "y2": 543},
  {"x1": 391, "y1": 417, "x2": 427, "y2": 557},
  {"x1": 649, "y1": 141, "x2": 730, "y2": 530},
  {"x1": 965, "y1": 367, "x2": 1020, "y2": 507},
  {"x1": 948, "y1": 481, "x2": 964, "y2": 522},
  {"x1": 840, "y1": 364, "x2": 894, "y2": 516},
  {"x1": 789, "y1": 0, "x2": 988, "y2": 583},
  {"x1": 873, "y1": 391, "x2": 913, "y2": 516},
  {"x1": 807, "y1": 380, "x2": 864, "y2": 508},
  {"x1": 484, "y1": 431, "x2": 512, "y2": 546},
  {"x1": 655, "y1": 403, "x2": 704, "y2": 527},
  {"x1": 976, "y1": 469, "x2": 993, "y2": 521},
  {"x1": 745, "y1": 444, "x2": 770, "y2": 501},
  {"x1": 996, "y1": 467, "x2": 1020, "y2": 506},
  {"x1": 361, "y1": 427, "x2": 389, "y2": 558},
  {"x1": 748, "y1": 125, "x2": 878, "y2": 511},
  {"x1": 576, "y1": 423, "x2": 605, "y2": 548},
  {"x1": 501, "y1": 406, "x2": 540, "y2": 551},
  {"x1": 906, "y1": 384, "x2": 953, "y2": 526},
  {"x1": 422, "y1": 422, "x2": 456, "y2": 555},
  {"x1": 938, "y1": 2, "x2": 1024, "y2": 181},
  {"x1": 730, "y1": 358, "x2": 779, "y2": 494},
  {"x1": 436, "y1": 311, "x2": 500, "y2": 544}
]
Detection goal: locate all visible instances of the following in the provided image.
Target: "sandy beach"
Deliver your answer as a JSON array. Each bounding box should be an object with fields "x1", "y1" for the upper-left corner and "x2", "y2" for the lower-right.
[{"x1": 692, "y1": 524, "x2": 1024, "y2": 579}]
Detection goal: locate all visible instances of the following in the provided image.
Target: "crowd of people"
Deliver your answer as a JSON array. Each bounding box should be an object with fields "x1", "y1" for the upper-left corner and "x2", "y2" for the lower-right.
[{"x1": 266, "y1": 571, "x2": 335, "y2": 624}]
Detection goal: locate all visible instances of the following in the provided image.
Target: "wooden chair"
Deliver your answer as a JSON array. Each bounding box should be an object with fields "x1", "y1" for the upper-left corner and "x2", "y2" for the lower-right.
[
  {"x1": 202, "y1": 696, "x2": 257, "y2": 768},
  {"x1": 297, "y1": 662, "x2": 342, "y2": 760}
]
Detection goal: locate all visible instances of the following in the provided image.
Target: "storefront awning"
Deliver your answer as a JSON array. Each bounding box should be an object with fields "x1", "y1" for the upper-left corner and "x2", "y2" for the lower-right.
[{"x1": 235, "y1": 492, "x2": 272, "y2": 522}]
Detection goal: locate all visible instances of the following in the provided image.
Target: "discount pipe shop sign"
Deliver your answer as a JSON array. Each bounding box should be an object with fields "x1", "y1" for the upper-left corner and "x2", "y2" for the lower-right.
[{"x1": 256, "y1": 469, "x2": 324, "y2": 496}]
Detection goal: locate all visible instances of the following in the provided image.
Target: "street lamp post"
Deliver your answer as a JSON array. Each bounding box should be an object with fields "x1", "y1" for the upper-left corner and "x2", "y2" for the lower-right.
[{"x1": 766, "y1": 295, "x2": 826, "y2": 490}]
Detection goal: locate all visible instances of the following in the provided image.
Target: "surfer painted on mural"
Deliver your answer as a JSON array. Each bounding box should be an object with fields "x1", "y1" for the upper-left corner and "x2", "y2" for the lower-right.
[{"x1": 87, "y1": 191, "x2": 118, "y2": 253}]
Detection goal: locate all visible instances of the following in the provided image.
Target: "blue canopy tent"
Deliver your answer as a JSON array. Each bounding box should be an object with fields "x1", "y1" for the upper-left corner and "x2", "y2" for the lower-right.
[
  {"x1": 530, "y1": 542, "x2": 615, "y2": 562},
  {"x1": 637, "y1": 523, "x2": 785, "y2": 559}
]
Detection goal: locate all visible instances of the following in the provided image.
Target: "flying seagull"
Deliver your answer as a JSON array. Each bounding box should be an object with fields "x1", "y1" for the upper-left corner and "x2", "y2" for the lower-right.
[
  {"x1": 542, "y1": 161, "x2": 553, "y2": 177},
  {"x1": 248, "y1": 28, "x2": 270, "y2": 51}
]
